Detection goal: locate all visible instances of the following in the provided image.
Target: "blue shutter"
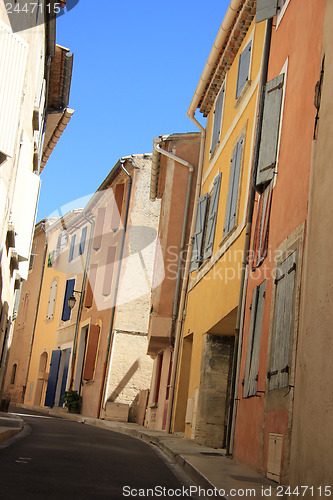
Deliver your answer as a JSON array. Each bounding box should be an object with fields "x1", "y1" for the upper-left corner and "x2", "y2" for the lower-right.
[
  {"x1": 79, "y1": 226, "x2": 87, "y2": 255},
  {"x1": 211, "y1": 86, "x2": 225, "y2": 154},
  {"x1": 203, "y1": 173, "x2": 222, "y2": 260},
  {"x1": 68, "y1": 234, "x2": 76, "y2": 262},
  {"x1": 58, "y1": 348, "x2": 71, "y2": 406},
  {"x1": 61, "y1": 279, "x2": 75, "y2": 321},
  {"x1": 44, "y1": 350, "x2": 61, "y2": 407},
  {"x1": 224, "y1": 136, "x2": 243, "y2": 235},
  {"x1": 190, "y1": 194, "x2": 208, "y2": 272},
  {"x1": 236, "y1": 41, "x2": 252, "y2": 99}
]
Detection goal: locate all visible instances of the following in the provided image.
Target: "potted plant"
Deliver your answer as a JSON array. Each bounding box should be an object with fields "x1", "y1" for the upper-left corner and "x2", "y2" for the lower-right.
[{"x1": 62, "y1": 390, "x2": 82, "y2": 413}]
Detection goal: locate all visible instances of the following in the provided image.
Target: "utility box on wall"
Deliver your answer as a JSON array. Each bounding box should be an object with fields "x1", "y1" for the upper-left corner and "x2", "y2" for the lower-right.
[{"x1": 267, "y1": 433, "x2": 283, "y2": 482}]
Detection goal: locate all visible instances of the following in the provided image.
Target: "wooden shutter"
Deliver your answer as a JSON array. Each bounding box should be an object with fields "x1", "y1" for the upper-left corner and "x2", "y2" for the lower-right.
[
  {"x1": 211, "y1": 86, "x2": 225, "y2": 154},
  {"x1": 256, "y1": 74, "x2": 284, "y2": 187},
  {"x1": 111, "y1": 183, "x2": 125, "y2": 232},
  {"x1": 82, "y1": 325, "x2": 100, "y2": 380},
  {"x1": 243, "y1": 281, "x2": 266, "y2": 397},
  {"x1": 269, "y1": 251, "x2": 297, "y2": 390},
  {"x1": 256, "y1": 0, "x2": 278, "y2": 23},
  {"x1": 44, "y1": 350, "x2": 61, "y2": 407},
  {"x1": 224, "y1": 136, "x2": 243, "y2": 235},
  {"x1": 190, "y1": 194, "x2": 208, "y2": 272},
  {"x1": 203, "y1": 173, "x2": 222, "y2": 260},
  {"x1": 236, "y1": 41, "x2": 252, "y2": 99},
  {"x1": 47, "y1": 279, "x2": 58, "y2": 320},
  {"x1": 61, "y1": 279, "x2": 75, "y2": 321},
  {"x1": 93, "y1": 207, "x2": 106, "y2": 250},
  {"x1": 68, "y1": 234, "x2": 76, "y2": 262},
  {"x1": 85, "y1": 264, "x2": 98, "y2": 308},
  {"x1": 102, "y1": 246, "x2": 116, "y2": 296}
]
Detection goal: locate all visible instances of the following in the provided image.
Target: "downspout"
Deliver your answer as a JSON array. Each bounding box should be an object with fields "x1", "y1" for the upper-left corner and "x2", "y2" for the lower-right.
[
  {"x1": 153, "y1": 143, "x2": 194, "y2": 322},
  {"x1": 225, "y1": 18, "x2": 273, "y2": 456},
  {"x1": 22, "y1": 221, "x2": 48, "y2": 402},
  {"x1": 69, "y1": 212, "x2": 95, "y2": 389},
  {"x1": 98, "y1": 161, "x2": 132, "y2": 418},
  {"x1": 165, "y1": 116, "x2": 206, "y2": 434}
]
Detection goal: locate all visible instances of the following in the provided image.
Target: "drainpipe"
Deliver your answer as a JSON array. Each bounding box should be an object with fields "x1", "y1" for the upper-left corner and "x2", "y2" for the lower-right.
[
  {"x1": 225, "y1": 18, "x2": 273, "y2": 456},
  {"x1": 98, "y1": 161, "x2": 132, "y2": 418},
  {"x1": 165, "y1": 117, "x2": 206, "y2": 434},
  {"x1": 153, "y1": 143, "x2": 194, "y2": 322},
  {"x1": 22, "y1": 221, "x2": 48, "y2": 402},
  {"x1": 69, "y1": 212, "x2": 95, "y2": 390}
]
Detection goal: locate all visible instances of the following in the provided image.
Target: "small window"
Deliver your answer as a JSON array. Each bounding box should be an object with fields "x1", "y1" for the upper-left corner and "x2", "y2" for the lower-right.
[
  {"x1": 56, "y1": 231, "x2": 68, "y2": 254},
  {"x1": 210, "y1": 85, "x2": 225, "y2": 156},
  {"x1": 236, "y1": 41, "x2": 252, "y2": 100},
  {"x1": 224, "y1": 135, "x2": 244, "y2": 236},
  {"x1": 10, "y1": 363, "x2": 17, "y2": 385},
  {"x1": 93, "y1": 207, "x2": 106, "y2": 250}
]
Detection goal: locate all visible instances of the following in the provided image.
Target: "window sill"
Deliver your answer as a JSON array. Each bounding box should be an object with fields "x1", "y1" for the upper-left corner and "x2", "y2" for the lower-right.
[{"x1": 234, "y1": 80, "x2": 252, "y2": 110}]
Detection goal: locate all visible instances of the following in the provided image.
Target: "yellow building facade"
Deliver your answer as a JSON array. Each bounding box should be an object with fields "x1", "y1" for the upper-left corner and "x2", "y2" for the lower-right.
[{"x1": 173, "y1": 1, "x2": 266, "y2": 448}]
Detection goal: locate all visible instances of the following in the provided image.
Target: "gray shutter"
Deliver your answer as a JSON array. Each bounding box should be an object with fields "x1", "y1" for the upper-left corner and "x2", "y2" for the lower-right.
[
  {"x1": 47, "y1": 279, "x2": 58, "y2": 320},
  {"x1": 236, "y1": 41, "x2": 252, "y2": 99},
  {"x1": 79, "y1": 226, "x2": 87, "y2": 255},
  {"x1": 256, "y1": 74, "x2": 284, "y2": 187},
  {"x1": 255, "y1": 0, "x2": 278, "y2": 23},
  {"x1": 211, "y1": 86, "x2": 225, "y2": 154},
  {"x1": 190, "y1": 194, "x2": 208, "y2": 271},
  {"x1": 224, "y1": 135, "x2": 243, "y2": 235},
  {"x1": 203, "y1": 173, "x2": 222, "y2": 260},
  {"x1": 269, "y1": 251, "x2": 297, "y2": 390},
  {"x1": 68, "y1": 234, "x2": 76, "y2": 262},
  {"x1": 243, "y1": 286, "x2": 259, "y2": 398},
  {"x1": 248, "y1": 280, "x2": 266, "y2": 396}
]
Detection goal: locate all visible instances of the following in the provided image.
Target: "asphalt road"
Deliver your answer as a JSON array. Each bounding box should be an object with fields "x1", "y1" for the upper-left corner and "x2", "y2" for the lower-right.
[{"x1": 0, "y1": 407, "x2": 193, "y2": 500}]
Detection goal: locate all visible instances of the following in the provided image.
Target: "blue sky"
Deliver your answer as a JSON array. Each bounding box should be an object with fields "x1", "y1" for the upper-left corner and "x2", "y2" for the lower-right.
[{"x1": 37, "y1": 0, "x2": 230, "y2": 220}]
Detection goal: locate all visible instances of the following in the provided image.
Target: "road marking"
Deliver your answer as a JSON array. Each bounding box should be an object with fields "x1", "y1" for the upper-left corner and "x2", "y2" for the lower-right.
[{"x1": 11, "y1": 413, "x2": 57, "y2": 420}]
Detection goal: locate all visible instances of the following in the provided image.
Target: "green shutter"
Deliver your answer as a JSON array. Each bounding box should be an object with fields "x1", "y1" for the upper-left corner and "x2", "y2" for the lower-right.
[
  {"x1": 256, "y1": 74, "x2": 284, "y2": 188},
  {"x1": 236, "y1": 41, "x2": 252, "y2": 99},
  {"x1": 211, "y1": 86, "x2": 225, "y2": 154},
  {"x1": 269, "y1": 251, "x2": 297, "y2": 390},
  {"x1": 190, "y1": 194, "x2": 208, "y2": 272},
  {"x1": 203, "y1": 173, "x2": 222, "y2": 260},
  {"x1": 256, "y1": 0, "x2": 278, "y2": 23}
]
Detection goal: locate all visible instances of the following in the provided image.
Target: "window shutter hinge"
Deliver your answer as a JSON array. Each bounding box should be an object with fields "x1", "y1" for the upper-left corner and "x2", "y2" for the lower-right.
[
  {"x1": 274, "y1": 273, "x2": 285, "y2": 285},
  {"x1": 281, "y1": 365, "x2": 289, "y2": 374},
  {"x1": 288, "y1": 262, "x2": 296, "y2": 274},
  {"x1": 267, "y1": 370, "x2": 278, "y2": 380}
]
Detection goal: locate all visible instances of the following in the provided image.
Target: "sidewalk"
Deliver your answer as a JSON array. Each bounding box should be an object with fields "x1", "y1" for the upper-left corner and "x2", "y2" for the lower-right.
[
  {"x1": 0, "y1": 411, "x2": 23, "y2": 444},
  {"x1": 11, "y1": 404, "x2": 278, "y2": 499}
]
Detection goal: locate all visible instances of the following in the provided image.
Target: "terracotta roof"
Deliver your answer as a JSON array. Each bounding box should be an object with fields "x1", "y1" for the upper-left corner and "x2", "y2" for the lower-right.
[
  {"x1": 47, "y1": 44, "x2": 72, "y2": 111},
  {"x1": 40, "y1": 108, "x2": 74, "y2": 171},
  {"x1": 198, "y1": 0, "x2": 256, "y2": 116}
]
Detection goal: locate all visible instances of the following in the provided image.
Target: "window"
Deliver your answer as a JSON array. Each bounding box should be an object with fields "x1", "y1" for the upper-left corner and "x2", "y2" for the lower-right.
[
  {"x1": 93, "y1": 207, "x2": 106, "y2": 250},
  {"x1": 224, "y1": 135, "x2": 244, "y2": 236},
  {"x1": 210, "y1": 85, "x2": 225, "y2": 156},
  {"x1": 61, "y1": 279, "x2": 75, "y2": 321},
  {"x1": 56, "y1": 231, "x2": 68, "y2": 253},
  {"x1": 153, "y1": 353, "x2": 163, "y2": 404},
  {"x1": 82, "y1": 325, "x2": 100, "y2": 380},
  {"x1": 256, "y1": 74, "x2": 285, "y2": 189},
  {"x1": 251, "y1": 183, "x2": 273, "y2": 269},
  {"x1": 236, "y1": 41, "x2": 252, "y2": 99},
  {"x1": 47, "y1": 279, "x2": 58, "y2": 321},
  {"x1": 68, "y1": 234, "x2": 76, "y2": 262},
  {"x1": 79, "y1": 226, "x2": 87, "y2": 255},
  {"x1": 243, "y1": 281, "x2": 266, "y2": 397},
  {"x1": 29, "y1": 245, "x2": 37, "y2": 272},
  {"x1": 268, "y1": 251, "x2": 297, "y2": 390},
  {"x1": 10, "y1": 363, "x2": 17, "y2": 385}
]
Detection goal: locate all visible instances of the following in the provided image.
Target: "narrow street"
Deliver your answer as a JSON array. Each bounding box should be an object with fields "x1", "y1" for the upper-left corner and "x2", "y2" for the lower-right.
[{"x1": 0, "y1": 408, "x2": 192, "y2": 500}]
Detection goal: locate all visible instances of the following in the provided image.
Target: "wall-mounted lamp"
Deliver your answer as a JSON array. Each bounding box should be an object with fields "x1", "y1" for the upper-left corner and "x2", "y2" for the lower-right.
[{"x1": 68, "y1": 290, "x2": 82, "y2": 310}]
